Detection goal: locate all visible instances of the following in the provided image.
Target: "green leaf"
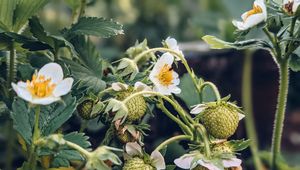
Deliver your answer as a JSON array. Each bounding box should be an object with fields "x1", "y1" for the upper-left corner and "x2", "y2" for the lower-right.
[
  {"x1": 13, "y1": 0, "x2": 50, "y2": 32},
  {"x1": 11, "y1": 98, "x2": 34, "y2": 144},
  {"x1": 166, "y1": 165, "x2": 176, "y2": 170},
  {"x1": 29, "y1": 17, "x2": 78, "y2": 56},
  {"x1": 176, "y1": 74, "x2": 200, "y2": 107},
  {"x1": 40, "y1": 94, "x2": 76, "y2": 135},
  {"x1": 227, "y1": 139, "x2": 250, "y2": 152},
  {"x1": 202, "y1": 35, "x2": 271, "y2": 50},
  {"x1": 289, "y1": 53, "x2": 300, "y2": 72},
  {"x1": 0, "y1": 0, "x2": 17, "y2": 30},
  {"x1": 65, "y1": 36, "x2": 106, "y2": 92},
  {"x1": 64, "y1": 131, "x2": 91, "y2": 149},
  {"x1": 0, "y1": 32, "x2": 52, "y2": 51},
  {"x1": 65, "y1": 17, "x2": 124, "y2": 38}
]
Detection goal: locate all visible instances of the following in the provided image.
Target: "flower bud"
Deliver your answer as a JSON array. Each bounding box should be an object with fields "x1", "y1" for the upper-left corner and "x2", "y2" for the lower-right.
[{"x1": 117, "y1": 58, "x2": 139, "y2": 80}]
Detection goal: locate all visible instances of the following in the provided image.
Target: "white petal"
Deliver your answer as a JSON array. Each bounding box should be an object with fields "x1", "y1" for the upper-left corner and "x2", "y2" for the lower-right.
[
  {"x1": 111, "y1": 82, "x2": 128, "y2": 91},
  {"x1": 53, "y1": 78, "x2": 73, "y2": 97},
  {"x1": 12, "y1": 82, "x2": 32, "y2": 102},
  {"x1": 159, "y1": 52, "x2": 174, "y2": 66},
  {"x1": 31, "y1": 96, "x2": 61, "y2": 105},
  {"x1": 38, "y1": 63, "x2": 63, "y2": 84},
  {"x1": 239, "y1": 113, "x2": 245, "y2": 120},
  {"x1": 153, "y1": 85, "x2": 172, "y2": 95},
  {"x1": 223, "y1": 158, "x2": 242, "y2": 168},
  {"x1": 232, "y1": 20, "x2": 247, "y2": 31},
  {"x1": 17, "y1": 82, "x2": 27, "y2": 88},
  {"x1": 151, "y1": 150, "x2": 166, "y2": 170},
  {"x1": 125, "y1": 142, "x2": 143, "y2": 156},
  {"x1": 293, "y1": 1, "x2": 300, "y2": 13},
  {"x1": 174, "y1": 155, "x2": 194, "y2": 169},
  {"x1": 197, "y1": 160, "x2": 221, "y2": 170},
  {"x1": 243, "y1": 13, "x2": 265, "y2": 29},
  {"x1": 134, "y1": 81, "x2": 151, "y2": 92},
  {"x1": 190, "y1": 104, "x2": 206, "y2": 114},
  {"x1": 171, "y1": 86, "x2": 181, "y2": 94}
]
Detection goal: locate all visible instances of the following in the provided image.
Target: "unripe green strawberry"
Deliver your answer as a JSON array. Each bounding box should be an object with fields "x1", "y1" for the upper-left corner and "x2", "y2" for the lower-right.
[
  {"x1": 200, "y1": 102, "x2": 239, "y2": 139},
  {"x1": 116, "y1": 128, "x2": 136, "y2": 143},
  {"x1": 123, "y1": 157, "x2": 155, "y2": 170},
  {"x1": 77, "y1": 99, "x2": 103, "y2": 120},
  {"x1": 117, "y1": 90, "x2": 147, "y2": 122},
  {"x1": 77, "y1": 99, "x2": 95, "y2": 120},
  {"x1": 211, "y1": 143, "x2": 233, "y2": 154},
  {"x1": 193, "y1": 166, "x2": 231, "y2": 170}
]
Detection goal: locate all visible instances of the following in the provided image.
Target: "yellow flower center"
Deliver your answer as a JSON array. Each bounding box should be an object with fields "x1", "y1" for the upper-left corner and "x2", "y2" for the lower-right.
[
  {"x1": 157, "y1": 64, "x2": 173, "y2": 86},
  {"x1": 27, "y1": 74, "x2": 56, "y2": 98},
  {"x1": 244, "y1": 4, "x2": 263, "y2": 22}
]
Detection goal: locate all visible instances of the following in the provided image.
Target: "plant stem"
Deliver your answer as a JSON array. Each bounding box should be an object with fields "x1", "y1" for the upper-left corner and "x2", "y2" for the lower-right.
[
  {"x1": 154, "y1": 135, "x2": 191, "y2": 151},
  {"x1": 65, "y1": 141, "x2": 91, "y2": 159},
  {"x1": 78, "y1": 0, "x2": 87, "y2": 20},
  {"x1": 271, "y1": 59, "x2": 289, "y2": 170},
  {"x1": 242, "y1": 50, "x2": 264, "y2": 170},
  {"x1": 123, "y1": 91, "x2": 193, "y2": 126},
  {"x1": 29, "y1": 106, "x2": 41, "y2": 170},
  {"x1": 199, "y1": 81, "x2": 221, "y2": 101},
  {"x1": 134, "y1": 48, "x2": 201, "y2": 99},
  {"x1": 156, "y1": 101, "x2": 192, "y2": 135},
  {"x1": 194, "y1": 124, "x2": 211, "y2": 157}
]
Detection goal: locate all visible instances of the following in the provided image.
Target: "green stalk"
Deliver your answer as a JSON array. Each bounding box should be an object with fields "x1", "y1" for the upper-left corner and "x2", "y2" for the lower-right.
[
  {"x1": 194, "y1": 124, "x2": 211, "y2": 157},
  {"x1": 29, "y1": 106, "x2": 41, "y2": 170},
  {"x1": 242, "y1": 50, "x2": 263, "y2": 170},
  {"x1": 156, "y1": 100, "x2": 192, "y2": 136},
  {"x1": 271, "y1": 60, "x2": 289, "y2": 170},
  {"x1": 123, "y1": 91, "x2": 194, "y2": 126},
  {"x1": 199, "y1": 81, "x2": 221, "y2": 101},
  {"x1": 154, "y1": 135, "x2": 191, "y2": 151}
]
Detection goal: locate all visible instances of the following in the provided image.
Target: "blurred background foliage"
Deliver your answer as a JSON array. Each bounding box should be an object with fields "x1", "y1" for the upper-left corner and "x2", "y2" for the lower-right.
[{"x1": 2, "y1": 0, "x2": 300, "y2": 169}]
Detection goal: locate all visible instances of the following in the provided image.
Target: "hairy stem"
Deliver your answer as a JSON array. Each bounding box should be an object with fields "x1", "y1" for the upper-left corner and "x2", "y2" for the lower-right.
[
  {"x1": 154, "y1": 135, "x2": 191, "y2": 151},
  {"x1": 123, "y1": 91, "x2": 194, "y2": 126},
  {"x1": 271, "y1": 60, "x2": 289, "y2": 170},
  {"x1": 29, "y1": 106, "x2": 41, "y2": 170},
  {"x1": 78, "y1": 0, "x2": 87, "y2": 20},
  {"x1": 242, "y1": 50, "x2": 263, "y2": 170},
  {"x1": 65, "y1": 141, "x2": 91, "y2": 159},
  {"x1": 199, "y1": 81, "x2": 221, "y2": 101},
  {"x1": 194, "y1": 124, "x2": 211, "y2": 157},
  {"x1": 157, "y1": 100, "x2": 192, "y2": 135}
]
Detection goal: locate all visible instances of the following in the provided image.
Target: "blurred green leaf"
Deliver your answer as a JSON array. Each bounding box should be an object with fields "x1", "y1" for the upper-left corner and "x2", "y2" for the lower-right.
[
  {"x1": 202, "y1": 35, "x2": 271, "y2": 50},
  {"x1": 0, "y1": 0, "x2": 17, "y2": 31},
  {"x1": 40, "y1": 94, "x2": 76, "y2": 135},
  {"x1": 289, "y1": 53, "x2": 300, "y2": 72},
  {"x1": 13, "y1": 0, "x2": 49, "y2": 32},
  {"x1": 176, "y1": 73, "x2": 200, "y2": 107},
  {"x1": 65, "y1": 17, "x2": 124, "y2": 38}
]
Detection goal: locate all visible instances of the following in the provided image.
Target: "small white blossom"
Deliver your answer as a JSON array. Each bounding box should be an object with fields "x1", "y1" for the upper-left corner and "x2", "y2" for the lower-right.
[
  {"x1": 12, "y1": 63, "x2": 73, "y2": 105},
  {"x1": 232, "y1": 0, "x2": 267, "y2": 31},
  {"x1": 149, "y1": 53, "x2": 181, "y2": 95}
]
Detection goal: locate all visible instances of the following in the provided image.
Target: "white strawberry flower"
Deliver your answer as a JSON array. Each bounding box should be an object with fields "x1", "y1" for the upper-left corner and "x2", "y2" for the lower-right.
[
  {"x1": 11, "y1": 63, "x2": 73, "y2": 105},
  {"x1": 174, "y1": 153, "x2": 242, "y2": 170},
  {"x1": 232, "y1": 0, "x2": 267, "y2": 31},
  {"x1": 283, "y1": 0, "x2": 300, "y2": 14},
  {"x1": 149, "y1": 52, "x2": 181, "y2": 95},
  {"x1": 125, "y1": 142, "x2": 166, "y2": 170}
]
